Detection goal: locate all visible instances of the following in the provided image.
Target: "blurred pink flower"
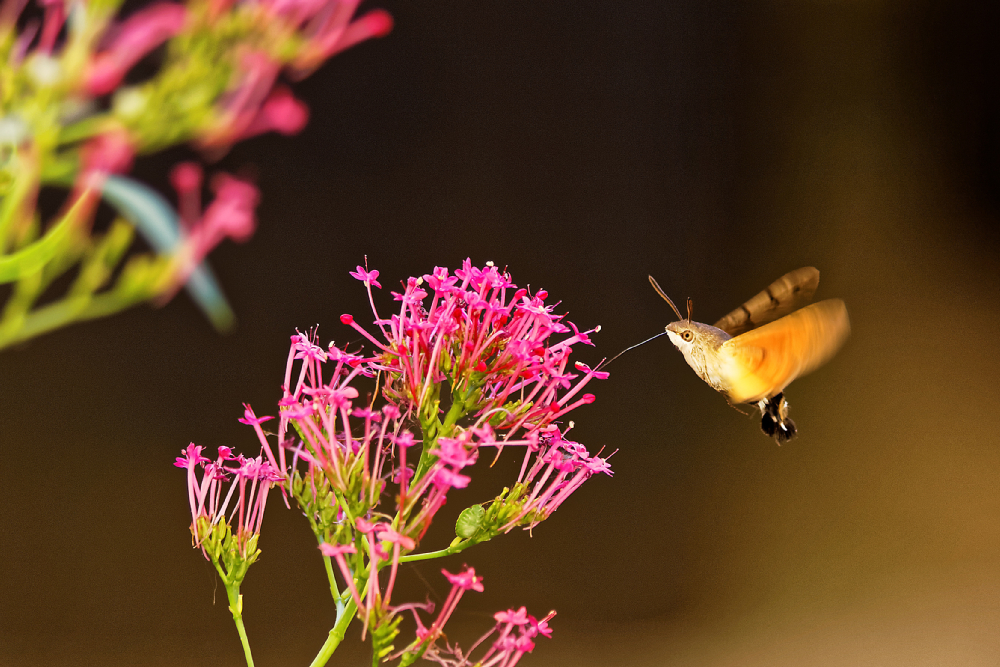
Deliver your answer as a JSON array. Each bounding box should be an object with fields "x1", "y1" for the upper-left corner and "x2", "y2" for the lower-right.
[
  {"x1": 85, "y1": 3, "x2": 187, "y2": 95},
  {"x1": 289, "y1": 0, "x2": 393, "y2": 75},
  {"x1": 196, "y1": 50, "x2": 282, "y2": 148},
  {"x1": 161, "y1": 170, "x2": 259, "y2": 302},
  {"x1": 242, "y1": 86, "x2": 310, "y2": 137},
  {"x1": 80, "y1": 129, "x2": 135, "y2": 177}
]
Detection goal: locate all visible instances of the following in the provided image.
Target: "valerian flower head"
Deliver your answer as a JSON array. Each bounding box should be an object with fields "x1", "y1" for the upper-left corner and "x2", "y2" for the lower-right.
[
  {"x1": 0, "y1": 0, "x2": 394, "y2": 351},
  {"x1": 176, "y1": 442, "x2": 284, "y2": 584},
  {"x1": 339, "y1": 260, "x2": 612, "y2": 536},
  {"x1": 180, "y1": 263, "x2": 609, "y2": 666},
  {"x1": 342, "y1": 259, "x2": 606, "y2": 443}
]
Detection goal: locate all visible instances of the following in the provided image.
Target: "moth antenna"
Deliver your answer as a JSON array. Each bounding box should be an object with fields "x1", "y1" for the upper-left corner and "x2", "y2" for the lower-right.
[
  {"x1": 686, "y1": 297, "x2": 693, "y2": 321},
  {"x1": 648, "y1": 275, "x2": 684, "y2": 321},
  {"x1": 597, "y1": 331, "x2": 670, "y2": 370}
]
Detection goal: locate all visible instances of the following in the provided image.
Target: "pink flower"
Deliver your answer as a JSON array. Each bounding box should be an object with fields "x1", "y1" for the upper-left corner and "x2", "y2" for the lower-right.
[
  {"x1": 349, "y1": 265, "x2": 382, "y2": 289},
  {"x1": 238, "y1": 404, "x2": 274, "y2": 427},
  {"x1": 319, "y1": 542, "x2": 356, "y2": 558},
  {"x1": 433, "y1": 436, "x2": 475, "y2": 469},
  {"x1": 355, "y1": 517, "x2": 377, "y2": 534},
  {"x1": 377, "y1": 526, "x2": 415, "y2": 551},
  {"x1": 238, "y1": 403, "x2": 280, "y2": 471},
  {"x1": 235, "y1": 86, "x2": 310, "y2": 140},
  {"x1": 494, "y1": 607, "x2": 530, "y2": 625},
  {"x1": 161, "y1": 172, "x2": 259, "y2": 303},
  {"x1": 530, "y1": 613, "x2": 554, "y2": 639},
  {"x1": 423, "y1": 266, "x2": 457, "y2": 292},
  {"x1": 442, "y1": 566, "x2": 484, "y2": 593},
  {"x1": 85, "y1": 3, "x2": 187, "y2": 95},
  {"x1": 432, "y1": 467, "x2": 470, "y2": 490},
  {"x1": 290, "y1": 0, "x2": 393, "y2": 75},
  {"x1": 174, "y1": 443, "x2": 209, "y2": 469},
  {"x1": 196, "y1": 50, "x2": 281, "y2": 149}
]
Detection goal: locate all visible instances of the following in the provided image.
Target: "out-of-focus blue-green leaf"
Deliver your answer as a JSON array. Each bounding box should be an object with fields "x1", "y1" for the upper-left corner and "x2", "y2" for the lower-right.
[{"x1": 101, "y1": 174, "x2": 234, "y2": 330}]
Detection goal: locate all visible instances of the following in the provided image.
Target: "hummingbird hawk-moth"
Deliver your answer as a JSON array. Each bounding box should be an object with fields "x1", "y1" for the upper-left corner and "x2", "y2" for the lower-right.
[{"x1": 649, "y1": 267, "x2": 850, "y2": 443}]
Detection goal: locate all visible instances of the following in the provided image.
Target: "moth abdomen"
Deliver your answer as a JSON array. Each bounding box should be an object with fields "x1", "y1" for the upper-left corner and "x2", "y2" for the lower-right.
[{"x1": 759, "y1": 393, "x2": 796, "y2": 444}]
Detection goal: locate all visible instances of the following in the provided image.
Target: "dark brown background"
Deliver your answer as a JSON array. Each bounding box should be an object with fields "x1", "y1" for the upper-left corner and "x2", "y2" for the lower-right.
[{"x1": 3, "y1": 1, "x2": 1000, "y2": 665}]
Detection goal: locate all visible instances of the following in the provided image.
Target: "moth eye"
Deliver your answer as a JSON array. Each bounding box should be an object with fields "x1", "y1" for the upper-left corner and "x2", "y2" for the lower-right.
[{"x1": 681, "y1": 331, "x2": 694, "y2": 342}]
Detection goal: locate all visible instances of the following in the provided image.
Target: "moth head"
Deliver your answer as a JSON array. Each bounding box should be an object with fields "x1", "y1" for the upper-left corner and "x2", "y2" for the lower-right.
[{"x1": 665, "y1": 320, "x2": 718, "y2": 354}]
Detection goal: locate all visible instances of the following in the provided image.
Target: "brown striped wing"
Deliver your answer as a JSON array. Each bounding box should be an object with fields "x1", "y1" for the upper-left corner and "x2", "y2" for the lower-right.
[
  {"x1": 713, "y1": 267, "x2": 821, "y2": 336},
  {"x1": 718, "y1": 299, "x2": 850, "y2": 404}
]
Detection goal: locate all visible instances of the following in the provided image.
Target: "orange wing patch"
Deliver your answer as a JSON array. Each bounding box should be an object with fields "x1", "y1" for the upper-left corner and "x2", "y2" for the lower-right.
[{"x1": 719, "y1": 299, "x2": 850, "y2": 404}]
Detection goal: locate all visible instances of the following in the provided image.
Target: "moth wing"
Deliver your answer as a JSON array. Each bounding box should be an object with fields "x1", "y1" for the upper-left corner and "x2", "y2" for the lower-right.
[
  {"x1": 713, "y1": 267, "x2": 821, "y2": 336},
  {"x1": 718, "y1": 298, "x2": 850, "y2": 404}
]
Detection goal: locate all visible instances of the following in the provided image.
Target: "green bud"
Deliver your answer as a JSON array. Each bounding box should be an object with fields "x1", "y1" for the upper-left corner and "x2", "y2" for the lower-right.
[{"x1": 455, "y1": 504, "x2": 486, "y2": 539}]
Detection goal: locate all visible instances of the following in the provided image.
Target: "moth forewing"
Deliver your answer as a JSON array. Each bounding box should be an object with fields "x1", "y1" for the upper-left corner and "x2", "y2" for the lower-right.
[
  {"x1": 713, "y1": 266, "x2": 821, "y2": 336},
  {"x1": 718, "y1": 298, "x2": 850, "y2": 404}
]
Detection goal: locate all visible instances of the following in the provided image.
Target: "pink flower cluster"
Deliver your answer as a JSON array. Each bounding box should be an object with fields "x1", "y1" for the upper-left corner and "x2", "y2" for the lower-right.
[
  {"x1": 81, "y1": 0, "x2": 391, "y2": 118},
  {"x1": 393, "y1": 568, "x2": 554, "y2": 667},
  {"x1": 175, "y1": 442, "x2": 284, "y2": 558},
  {"x1": 258, "y1": 330, "x2": 477, "y2": 542},
  {"x1": 342, "y1": 259, "x2": 607, "y2": 440},
  {"x1": 1, "y1": 0, "x2": 389, "y2": 328},
  {"x1": 179, "y1": 262, "x2": 611, "y2": 663},
  {"x1": 340, "y1": 260, "x2": 615, "y2": 531},
  {"x1": 500, "y1": 424, "x2": 613, "y2": 531}
]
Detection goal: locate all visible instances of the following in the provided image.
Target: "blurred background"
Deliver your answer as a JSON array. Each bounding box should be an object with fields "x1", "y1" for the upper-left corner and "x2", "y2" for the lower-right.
[{"x1": 3, "y1": 0, "x2": 1000, "y2": 665}]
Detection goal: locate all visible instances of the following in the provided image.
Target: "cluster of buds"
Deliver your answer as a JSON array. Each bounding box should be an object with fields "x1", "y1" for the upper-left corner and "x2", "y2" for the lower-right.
[
  {"x1": 0, "y1": 0, "x2": 390, "y2": 347},
  {"x1": 179, "y1": 261, "x2": 612, "y2": 665}
]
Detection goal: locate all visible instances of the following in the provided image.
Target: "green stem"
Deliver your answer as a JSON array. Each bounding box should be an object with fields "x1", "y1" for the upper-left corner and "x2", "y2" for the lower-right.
[
  {"x1": 440, "y1": 393, "x2": 468, "y2": 431},
  {"x1": 397, "y1": 539, "x2": 472, "y2": 564},
  {"x1": 0, "y1": 279, "x2": 153, "y2": 349},
  {"x1": 321, "y1": 553, "x2": 345, "y2": 613},
  {"x1": 309, "y1": 597, "x2": 358, "y2": 667},
  {"x1": 58, "y1": 114, "x2": 114, "y2": 145},
  {"x1": 413, "y1": 384, "x2": 477, "y2": 481},
  {"x1": 225, "y1": 581, "x2": 255, "y2": 667}
]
